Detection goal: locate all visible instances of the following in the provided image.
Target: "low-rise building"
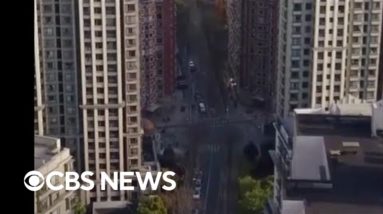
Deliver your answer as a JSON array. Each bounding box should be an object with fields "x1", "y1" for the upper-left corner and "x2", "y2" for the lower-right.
[
  {"x1": 267, "y1": 100, "x2": 383, "y2": 214},
  {"x1": 35, "y1": 135, "x2": 76, "y2": 214}
]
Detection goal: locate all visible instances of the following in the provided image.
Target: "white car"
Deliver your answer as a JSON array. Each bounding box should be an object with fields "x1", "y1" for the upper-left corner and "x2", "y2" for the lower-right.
[
  {"x1": 193, "y1": 188, "x2": 201, "y2": 200},
  {"x1": 189, "y1": 60, "x2": 196, "y2": 72},
  {"x1": 199, "y1": 102, "x2": 206, "y2": 113}
]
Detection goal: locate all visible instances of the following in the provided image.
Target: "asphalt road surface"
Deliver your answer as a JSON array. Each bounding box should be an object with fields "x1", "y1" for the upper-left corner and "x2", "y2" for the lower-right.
[{"x1": 173, "y1": 1, "x2": 265, "y2": 213}]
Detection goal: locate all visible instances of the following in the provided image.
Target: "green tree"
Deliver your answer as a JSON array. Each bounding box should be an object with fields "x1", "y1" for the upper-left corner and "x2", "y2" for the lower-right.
[
  {"x1": 72, "y1": 197, "x2": 86, "y2": 214},
  {"x1": 238, "y1": 176, "x2": 273, "y2": 214},
  {"x1": 137, "y1": 195, "x2": 167, "y2": 214}
]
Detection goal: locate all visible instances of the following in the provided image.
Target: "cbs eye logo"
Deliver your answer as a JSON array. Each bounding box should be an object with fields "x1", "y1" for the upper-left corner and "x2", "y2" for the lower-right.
[{"x1": 24, "y1": 171, "x2": 45, "y2": 191}]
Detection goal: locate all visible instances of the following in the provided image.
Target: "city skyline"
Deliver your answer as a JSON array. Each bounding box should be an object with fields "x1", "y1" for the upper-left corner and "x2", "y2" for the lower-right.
[{"x1": 32, "y1": 0, "x2": 383, "y2": 213}]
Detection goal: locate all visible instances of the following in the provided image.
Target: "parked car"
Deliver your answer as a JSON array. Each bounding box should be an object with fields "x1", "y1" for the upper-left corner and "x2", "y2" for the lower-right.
[
  {"x1": 189, "y1": 60, "x2": 196, "y2": 72},
  {"x1": 193, "y1": 188, "x2": 201, "y2": 200},
  {"x1": 198, "y1": 102, "x2": 206, "y2": 113}
]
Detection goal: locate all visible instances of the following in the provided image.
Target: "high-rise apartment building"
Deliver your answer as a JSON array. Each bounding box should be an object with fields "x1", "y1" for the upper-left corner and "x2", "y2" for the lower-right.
[
  {"x1": 311, "y1": 0, "x2": 382, "y2": 109},
  {"x1": 227, "y1": 0, "x2": 278, "y2": 109},
  {"x1": 139, "y1": 0, "x2": 176, "y2": 111},
  {"x1": 162, "y1": 0, "x2": 176, "y2": 96},
  {"x1": 276, "y1": 0, "x2": 383, "y2": 118},
  {"x1": 34, "y1": 0, "x2": 82, "y2": 168},
  {"x1": 276, "y1": 0, "x2": 314, "y2": 117},
  {"x1": 78, "y1": 0, "x2": 142, "y2": 208},
  {"x1": 379, "y1": 18, "x2": 383, "y2": 100},
  {"x1": 35, "y1": 0, "x2": 44, "y2": 136},
  {"x1": 227, "y1": 0, "x2": 241, "y2": 82}
]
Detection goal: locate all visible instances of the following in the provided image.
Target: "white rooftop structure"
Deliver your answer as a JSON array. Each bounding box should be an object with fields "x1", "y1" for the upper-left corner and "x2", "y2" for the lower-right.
[
  {"x1": 35, "y1": 135, "x2": 63, "y2": 169},
  {"x1": 291, "y1": 136, "x2": 331, "y2": 181},
  {"x1": 372, "y1": 100, "x2": 383, "y2": 137},
  {"x1": 281, "y1": 200, "x2": 306, "y2": 214},
  {"x1": 328, "y1": 103, "x2": 372, "y2": 116},
  {"x1": 294, "y1": 108, "x2": 325, "y2": 115}
]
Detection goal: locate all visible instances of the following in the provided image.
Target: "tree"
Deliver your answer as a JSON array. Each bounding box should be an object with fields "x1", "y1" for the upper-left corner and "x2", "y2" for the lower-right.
[
  {"x1": 72, "y1": 197, "x2": 86, "y2": 214},
  {"x1": 238, "y1": 176, "x2": 273, "y2": 214},
  {"x1": 137, "y1": 195, "x2": 167, "y2": 214}
]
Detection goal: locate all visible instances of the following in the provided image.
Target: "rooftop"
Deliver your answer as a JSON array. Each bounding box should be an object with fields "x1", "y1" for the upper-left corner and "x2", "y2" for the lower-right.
[
  {"x1": 34, "y1": 135, "x2": 61, "y2": 169},
  {"x1": 282, "y1": 111, "x2": 383, "y2": 214},
  {"x1": 291, "y1": 136, "x2": 330, "y2": 181}
]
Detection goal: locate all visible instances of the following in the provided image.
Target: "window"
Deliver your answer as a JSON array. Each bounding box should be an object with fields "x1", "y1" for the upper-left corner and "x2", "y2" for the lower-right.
[
  {"x1": 128, "y1": 50, "x2": 136, "y2": 58},
  {"x1": 107, "y1": 30, "x2": 116, "y2": 38},
  {"x1": 320, "y1": 6, "x2": 326, "y2": 13},
  {"x1": 318, "y1": 52, "x2": 324, "y2": 60},
  {"x1": 305, "y1": 3, "x2": 312, "y2": 10},
  {"x1": 127, "y1": 4, "x2": 135, "y2": 12},
  {"x1": 292, "y1": 38, "x2": 300, "y2": 45},
  {"x1": 44, "y1": 5, "x2": 53, "y2": 13},
  {"x1": 305, "y1": 26, "x2": 311, "y2": 33},
  {"x1": 94, "y1": 7, "x2": 101, "y2": 14},
  {"x1": 293, "y1": 3, "x2": 302, "y2": 11},
  {"x1": 106, "y1": 7, "x2": 115, "y2": 15},
  {"x1": 339, "y1": 5, "x2": 344, "y2": 13},
  {"x1": 304, "y1": 49, "x2": 310, "y2": 55},
  {"x1": 319, "y1": 29, "x2": 325, "y2": 37},
  {"x1": 106, "y1": 18, "x2": 115, "y2": 26},
  {"x1": 293, "y1": 26, "x2": 301, "y2": 34},
  {"x1": 293, "y1": 15, "x2": 301, "y2": 23},
  {"x1": 303, "y1": 71, "x2": 309, "y2": 77},
  {"x1": 305, "y1": 14, "x2": 311, "y2": 21},
  {"x1": 291, "y1": 60, "x2": 300, "y2": 68},
  {"x1": 45, "y1": 28, "x2": 54, "y2": 36},
  {"x1": 95, "y1": 19, "x2": 102, "y2": 26},
  {"x1": 95, "y1": 31, "x2": 102, "y2": 37},
  {"x1": 292, "y1": 49, "x2": 300, "y2": 57},
  {"x1": 317, "y1": 64, "x2": 323, "y2": 71},
  {"x1": 304, "y1": 38, "x2": 310, "y2": 44}
]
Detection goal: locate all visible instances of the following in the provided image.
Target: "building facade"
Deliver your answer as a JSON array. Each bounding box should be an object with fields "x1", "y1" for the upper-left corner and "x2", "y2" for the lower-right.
[
  {"x1": 139, "y1": 0, "x2": 176, "y2": 111},
  {"x1": 34, "y1": 0, "x2": 82, "y2": 169},
  {"x1": 227, "y1": 0, "x2": 278, "y2": 110},
  {"x1": 276, "y1": 0, "x2": 315, "y2": 117},
  {"x1": 78, "y1": 0, "x2": 142, "y2": 207},
  {"x1": 162, "y1": 0, "x2": 176, "y2": 96},
  {"x1": 276, "y1": 0, "x2": 383, "y2": 118},
  {"x1": 268, "y1": 102, "x2": 383, "y2": 214},
  {"x1": 311, "y1": 0, "x2": 382, "y2": 109},
  {"x1": 34, "y1": 135, "x2": 76, "y2": 214},
  {"x1": 378, "y1": 17, "x2": 383, "y2": 100},
  {"x1": 227, "y1": 0, "x2": 241, "y2": 84},
  {"x1": 35, "y1": 0, "x2": 44, "y2": 136}
]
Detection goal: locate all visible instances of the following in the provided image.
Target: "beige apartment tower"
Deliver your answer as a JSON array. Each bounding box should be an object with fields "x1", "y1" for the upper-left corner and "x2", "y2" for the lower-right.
[
  {"x1": 78, "y1": 0, "x2": 142, "y2": 208},
  {"x1": 276, "y1": 0, "x2": 382, "y2": 118}
]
